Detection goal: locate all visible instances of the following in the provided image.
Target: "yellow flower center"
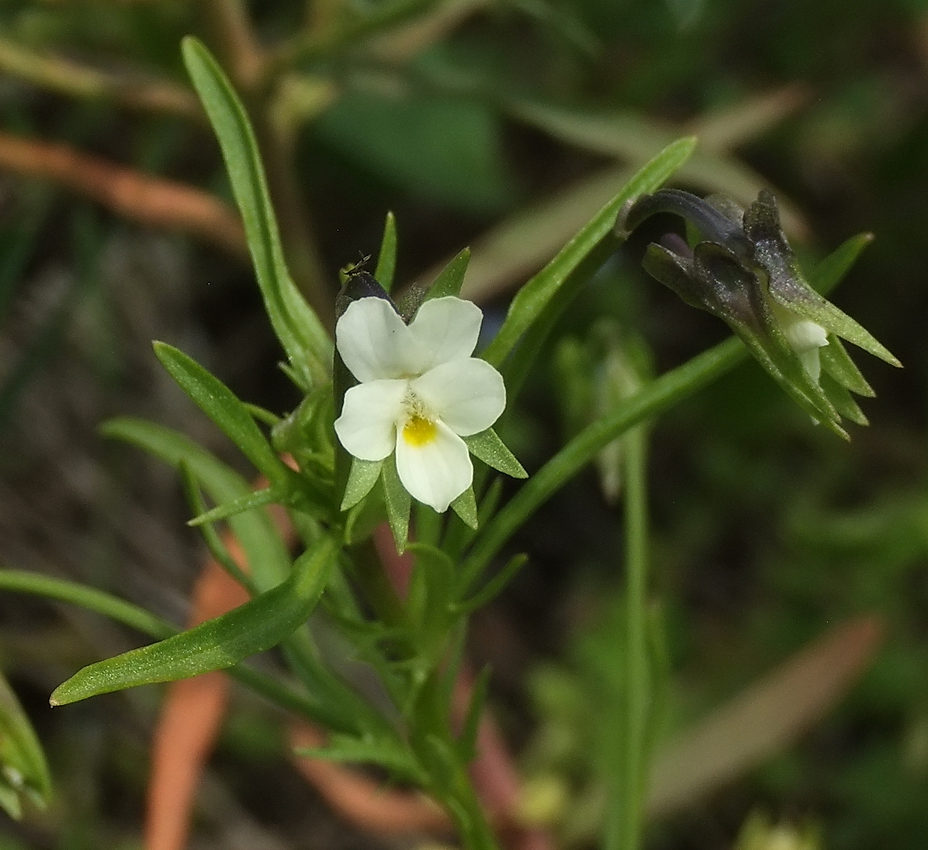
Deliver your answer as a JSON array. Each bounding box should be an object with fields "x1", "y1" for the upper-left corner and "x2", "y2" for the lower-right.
[{"x1": 402, "y1": 415, "x2": 438, "y2": 447}]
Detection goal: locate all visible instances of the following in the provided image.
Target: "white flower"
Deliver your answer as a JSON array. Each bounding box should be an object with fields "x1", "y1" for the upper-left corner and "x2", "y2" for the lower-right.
[
  {"x1": 770, "y1": 301, "x2": 829, "y2": 382},
  {"x1": 334, "y1": 296, "x2": 506, "y2": 512}
]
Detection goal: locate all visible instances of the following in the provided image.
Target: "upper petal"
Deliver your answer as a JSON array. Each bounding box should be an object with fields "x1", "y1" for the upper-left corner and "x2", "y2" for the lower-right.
[
  {"x1": 407, "y1": 297, "x2": 483, "y2": 372},
  {"x1": 336, "y1": 298, "x2": 414, "y2": 382},
  {"x1": 334, "y1": 379, "x2": 407, "y2": 461},
  {"x1": 395, "y1": 420, "x2": 472, "y2": 512},
  {"x1": 410, "y1": 358, "x2": 505, "y2": 436}
]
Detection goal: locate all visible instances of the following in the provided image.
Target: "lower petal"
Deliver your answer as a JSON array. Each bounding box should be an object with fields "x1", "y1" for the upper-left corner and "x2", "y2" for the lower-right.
[{"x1": 395, "y1": 421, "x2": 472, "y2": 512}]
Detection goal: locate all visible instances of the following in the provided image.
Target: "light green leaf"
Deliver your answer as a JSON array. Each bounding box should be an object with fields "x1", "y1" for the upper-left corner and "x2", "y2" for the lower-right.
[
  {"x1": 340, "y1": 457, "x2": 384, "y2": 511},
  {"x1": 0, "y1": 671, "x2": 52, "y2": 818},
  {"x1": 153, "y1": 342, "x2": 288, "y2": 482},
  {"x1": 483, "y1": 137, "x2": 696, "y2": 368},
  {"x1": 188, "y1": 485, "x2": 287, "y2": 527},
  {"x1": 464, "y1": 428, "x2": 527, "y2": 478},
  {"x1": 51, "y1": 537, "x2": 338, "y2": 705},
  {"x1": 424, "y1": 248, "x2": 470, "y2": 301},
  {"x1": 374, "y1": 211, "x2": 398, "y2": 292},
  {"x1": 181, "y1": 37, "x2": 331, "y2": 389}
]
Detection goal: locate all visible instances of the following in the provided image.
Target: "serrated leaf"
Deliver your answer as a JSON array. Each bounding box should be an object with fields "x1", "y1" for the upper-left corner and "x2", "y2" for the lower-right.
[
  {"x1": 464, "y1": 428, "x2": 527, "y2": 478},
  {"x1": 340, "y1": 457, "x2": 384, "y2": 511},
  {"x1": 424, "y1": 248, "x2": 470, "y2": 301},
  {"x1": 374, "y1": 211, "x2": 398, "y2": 292},
  {"x1": 51, "y1": 537, "x2": 338, "y2": 705},
  {"x1": 153, "y1": 342, "x2": 287, "y2": 481},
  {"x1": 181, "y1": 37, "x2": 331, "y2": 389}
]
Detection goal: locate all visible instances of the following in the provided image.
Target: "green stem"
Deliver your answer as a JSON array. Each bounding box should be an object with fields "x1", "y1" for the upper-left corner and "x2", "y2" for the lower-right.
[
  {"x1": 607, "y1": 424, "x2": 650, "y2": 850},
  {"x1": 459, "y1": 336, "x2": 746, "y2": 592}
]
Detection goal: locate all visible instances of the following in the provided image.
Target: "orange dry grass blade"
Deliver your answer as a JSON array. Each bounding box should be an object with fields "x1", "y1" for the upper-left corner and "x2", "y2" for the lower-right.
[
  {"x1": 144, "y1": 557, "x2": 250, "y2": 850},
  {"x1": 0, "y1": 131, "x2": 246, "y2": 256}
]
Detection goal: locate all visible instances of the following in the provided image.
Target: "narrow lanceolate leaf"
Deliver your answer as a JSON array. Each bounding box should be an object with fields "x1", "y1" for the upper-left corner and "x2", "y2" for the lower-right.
[
  {"x1": 424, "y1": 248, "x2": 470, "y2": 301},
  {"x1": 374, "y1": 211, "x2": 398, "y2": 292},
  {"x1": 181, "y1": 37, "x2": 331, "y2": 389},
  {"x1": 483, "y1": 136, "x2": 696, "y2": 367},
  {"x1": 153, "y1": 342, "x2": 289, "y2": 482},
  {"x1": 50, "y1": 537, "x2": 338, "y2": 706},
  {"x1": 464, "y1": 428, "x2": 527, "y2": 478},
  {"x1": 381, "y1": 457, "x2": 411, "y2": 553},
  {"x1": 0, "y1": 671, "x2": 52, "y2": 818}
]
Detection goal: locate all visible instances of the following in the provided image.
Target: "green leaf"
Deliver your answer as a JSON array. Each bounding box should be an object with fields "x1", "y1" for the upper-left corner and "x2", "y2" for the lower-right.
[
  {"x1": 0, "y1": 671, "x2": 52, "y2": 818},
  {"x1": 457, "y1": 665, "x2": 491, "y2": 763},
  {"x1": 295, "y1": 732, "x2": 425, "y2": 783},
  {"x1": 464, "y1": 428, "x2": 527, "y2": 478},
  {"x1": 450, "y1": 486, "x2": 479, "y2": 530},
  {"x1": 483, "y1": 136, "x2": 696, "y2": 368},
  {"x1": 153, "y1": 342, "x2": 287, "y2": 481},
  {"x1": 374, "y1": 211, "x2": 398, "y2": 292},
  {"x1": 381, "y1": 456, "x2": 411, "y2": 553},
  {"x1": 188, "y1": 485, "x2": 287, "y2": 527},
  {"x1": 340, "y1": 457, "x2": 384, "y2": 511},
  {"x1": 181, "y1": 37, "x2": 331, "y2": 389},
  {"x1": 101, "y1": 418, "x2": 291, "y2": 590},
  {"x1": 455, "y1": 553, "x2": 529, "y2": 612},
  {"x1": 50, "y1": 537, "x2": 338, "y2": 705},
  {"x1": 424, "y1": 248, "x2": 470, "y2": 301}
]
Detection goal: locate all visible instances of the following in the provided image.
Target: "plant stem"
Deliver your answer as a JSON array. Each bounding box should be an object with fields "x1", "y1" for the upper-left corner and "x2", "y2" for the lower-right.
[
  {"x1": 607, "y1": 423, "x2": 650, "y2": 850},
  {"x1": 459, "y1": 336, "x2": 746, "y2": 592}
]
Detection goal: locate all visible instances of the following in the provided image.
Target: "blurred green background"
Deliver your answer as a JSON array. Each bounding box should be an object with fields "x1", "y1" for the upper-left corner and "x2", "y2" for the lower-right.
[{"x1": 1, "y1": 1, "x2": 927, "y2": 848}]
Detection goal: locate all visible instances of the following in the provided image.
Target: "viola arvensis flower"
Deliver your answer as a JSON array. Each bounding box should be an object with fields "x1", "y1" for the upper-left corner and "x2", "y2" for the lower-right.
[
  {"x1": 622, "y1": 188, "x2": 901, "y2": 436},
  {"x1": 334, "y1": 295, "x2": 506, "y2": 512}
]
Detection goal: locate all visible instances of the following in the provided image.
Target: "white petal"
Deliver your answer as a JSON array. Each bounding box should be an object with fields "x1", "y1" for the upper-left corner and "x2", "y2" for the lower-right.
[
  {"x1": 410, "y1": 358, "x2": 506, "y2": 436},
  {"x1": 395, "y1": 420, "x2": 473, "y2": 512},
  {"x1": 408, "y1": 297, "x2": 483, "y2": 372},
  {"x1": 336, "y1": 298, "x2": 414, "y2": 382},
  {"x1": 334, "y1": 379, "x2": 407, "y2": 461}
]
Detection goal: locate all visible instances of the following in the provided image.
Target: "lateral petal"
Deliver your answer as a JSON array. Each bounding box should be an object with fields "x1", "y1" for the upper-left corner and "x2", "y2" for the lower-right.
[
  {"x1": 395, "y1": 421, "x2": 472, "y2": 512},
  {"x1": 411, "y1": 359, "x2": 506, "y2": 436},
  {"x1": 334, "y1": 379, "x2": 407, "y2": 461},
  {"x1": 408, "y1": 297, "x2": 483, "y2": 372},
  {"x1": 336, "y1": 298, "x2": 414, "y2": 382}
]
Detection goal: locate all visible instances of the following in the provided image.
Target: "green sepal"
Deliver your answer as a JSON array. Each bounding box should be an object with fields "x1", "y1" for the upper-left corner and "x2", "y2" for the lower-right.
[
  {"x1": 450, "y1": 486, "x2": 479, "y2": 530},
  {"x1": 424, "y1": 248, "x2": 470, "y2": 301},
  {"x1": 819, "y1": 373, "x2": 869, "y2": 426},
  {"x1": 0, "y1": 671, "x2": 52, "y2": 818},
  {"x1": 381, "y1": 456, "x2": 411, "y2": 553},
  {"x1": 51, "y1": 537, "x2": 338, "y2": 705},
  {"x1": 820, "y1": 337, "x2": 875, "y2": 397},
  {"x1": 153, "y1": 342, "x2": 287, "y2": 482},
  {"x1": 340, "y1": 457, "x2": 384, "y2": 511},
  {"x1": 374, "y1": 211, "x2": 398, "y2": 292},
  {"x1": 464, "y1": 428, "x2": 528, "y2": 479},
  {"x1": 181, "y1": 38, "x2": 330, "y2": 390}
]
